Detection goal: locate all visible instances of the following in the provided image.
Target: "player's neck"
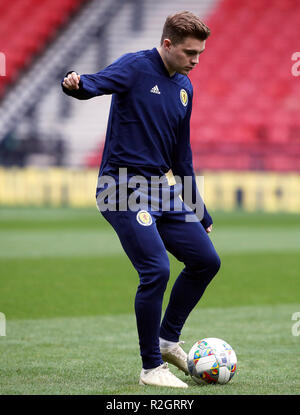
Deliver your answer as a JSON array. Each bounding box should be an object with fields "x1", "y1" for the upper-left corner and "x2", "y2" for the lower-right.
[{"x1": 156, "y1": 47, "x2": 176, "y2": 77}]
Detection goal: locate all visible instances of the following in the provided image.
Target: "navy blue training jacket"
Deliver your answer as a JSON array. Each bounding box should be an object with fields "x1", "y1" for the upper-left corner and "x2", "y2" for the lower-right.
[{"x1": 61, "y1": 47, "x2": 212, "y2": 228}]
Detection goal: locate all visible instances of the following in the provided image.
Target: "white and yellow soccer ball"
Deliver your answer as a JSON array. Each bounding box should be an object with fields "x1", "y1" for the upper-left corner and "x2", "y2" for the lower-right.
[{"x1": 187, "y1": 337, "x2": 237, "y2": 385}]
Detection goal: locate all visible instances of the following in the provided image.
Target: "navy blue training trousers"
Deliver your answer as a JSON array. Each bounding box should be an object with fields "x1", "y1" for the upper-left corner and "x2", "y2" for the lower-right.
[{"x1": 100, "y1": 195, "x2": 221, "y2": 370}]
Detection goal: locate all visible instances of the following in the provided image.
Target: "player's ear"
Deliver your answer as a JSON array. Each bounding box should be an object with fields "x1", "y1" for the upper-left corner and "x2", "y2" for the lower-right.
[{"x1": 163, "y1": 38, "x2": 172, "y2": 51}]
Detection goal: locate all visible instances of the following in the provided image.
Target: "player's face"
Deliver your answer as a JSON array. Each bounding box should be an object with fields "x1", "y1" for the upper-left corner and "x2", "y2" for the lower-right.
[{"x1": 165, "y1": 37, "x2": 206, "y2": 76}]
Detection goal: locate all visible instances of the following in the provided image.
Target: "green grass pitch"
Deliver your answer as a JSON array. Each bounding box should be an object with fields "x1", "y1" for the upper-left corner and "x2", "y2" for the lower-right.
[{"x1": 0, "y1": 207, "x2": 299, "y2": 395}]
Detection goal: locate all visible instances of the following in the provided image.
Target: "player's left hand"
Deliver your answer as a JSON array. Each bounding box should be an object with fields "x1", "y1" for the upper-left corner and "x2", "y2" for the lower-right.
[{"x1": 206, "y1": 225, "x2": 213, "y2": 233}]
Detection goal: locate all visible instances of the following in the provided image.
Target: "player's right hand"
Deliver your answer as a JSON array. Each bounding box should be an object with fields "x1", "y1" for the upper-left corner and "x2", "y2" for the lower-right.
[{"x1": 62, "y1": 72, "x2": 80, "y2": 90}]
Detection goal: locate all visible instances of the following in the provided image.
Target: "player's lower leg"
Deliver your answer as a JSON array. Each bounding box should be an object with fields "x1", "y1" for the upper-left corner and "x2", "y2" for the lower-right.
[
  {"x1": 159, "y1": 338, "x2": 189, "y2": 375},
  {"x1": 160, "y1": 254, "x2": 221, "y2": 368}
]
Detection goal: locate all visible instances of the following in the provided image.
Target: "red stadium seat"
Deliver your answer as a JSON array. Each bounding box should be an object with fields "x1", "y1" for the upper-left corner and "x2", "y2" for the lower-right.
[
  {"x1": 189, "y1": 0, "x2": 300, "y2": 172},
  {"x1": 0, "y1": 0, "x2": 88, "y2": 96}
]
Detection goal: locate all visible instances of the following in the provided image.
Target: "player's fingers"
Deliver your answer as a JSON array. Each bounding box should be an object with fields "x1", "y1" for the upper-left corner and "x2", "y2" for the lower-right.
[
  {"x1": 73, "y1": 73, "x2": 80, "y2": 89},
  {"x1": 63, "y1": 78, "x2": 75, "y2": 90},
  {"x1": 206, "y1": 225, "x2": 213, "y2": 233},
  {"x1": 63, "y1": 72, "x2": 80, "y2": 90},
  {"x1": 63, "y1": 78, "x2": 72, "y2": 89},
  {"x1": 65, "y1": 77, "x2": 76, "y2": 89},
  {"x1": 67, "y1": 73, "x2": 77, "y2": 86},
  {"x1": 69, "y1": 73, "x2": 80, "y2": 89},
  {"x1": 71, "y1": 72, "x2": 79, "y2": 82}
]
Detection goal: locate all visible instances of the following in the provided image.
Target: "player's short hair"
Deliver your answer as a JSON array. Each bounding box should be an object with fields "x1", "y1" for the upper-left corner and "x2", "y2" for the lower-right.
[{"x1": 160, "y1": 11, "x2": 210, "y2": 45}]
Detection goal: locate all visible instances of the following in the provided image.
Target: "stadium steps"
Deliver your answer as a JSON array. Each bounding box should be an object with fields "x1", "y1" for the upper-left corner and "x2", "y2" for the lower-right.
[{"x1": 0, "y1": 0, "x2": 126, "y2": 153}]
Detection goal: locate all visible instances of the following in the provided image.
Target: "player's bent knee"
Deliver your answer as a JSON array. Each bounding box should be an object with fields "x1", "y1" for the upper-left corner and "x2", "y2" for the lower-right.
[
  {"x1": 211, "y1": 252, "x2": 221, "y2": 275},
  {"x1": 188, "y1": 251, "x2": 221, "y2": 280},
  {"x1": 205, "y1": 251, "x2": 221, "y2": 277},
  {"x1": 201, "y1": 253, "x2": 220, "y2": 285},
  {"x1": 139, "y1": 263, "x2": 170, "y2": 290},
  {"x1": 154, "y1": 263, "x2": 170, "y2": 287}
]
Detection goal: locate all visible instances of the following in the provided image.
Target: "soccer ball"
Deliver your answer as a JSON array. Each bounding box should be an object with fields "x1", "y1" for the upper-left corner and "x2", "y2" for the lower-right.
[{"x1": 187, "y1": 337, "x2": 237, "y2": 385}]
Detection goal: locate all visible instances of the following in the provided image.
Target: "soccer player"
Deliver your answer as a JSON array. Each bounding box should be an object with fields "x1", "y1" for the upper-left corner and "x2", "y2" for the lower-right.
[{"x1": 62, "y1": 11, "x2": 220, "y2": 388}]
